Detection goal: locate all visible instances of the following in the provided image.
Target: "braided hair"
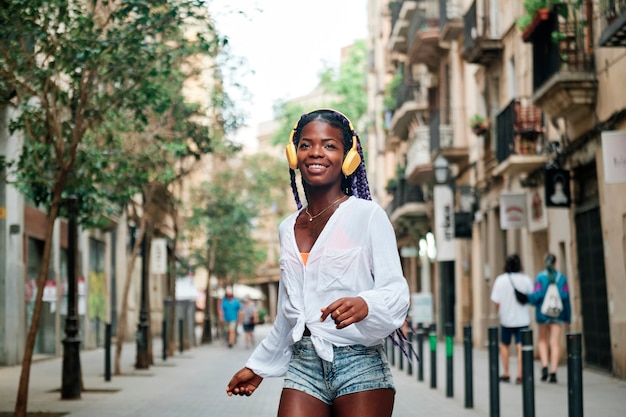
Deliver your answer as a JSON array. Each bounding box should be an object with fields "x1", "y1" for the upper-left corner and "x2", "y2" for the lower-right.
[{"x1": 288, "y1": 109, "x2": 372, "y2": 209}]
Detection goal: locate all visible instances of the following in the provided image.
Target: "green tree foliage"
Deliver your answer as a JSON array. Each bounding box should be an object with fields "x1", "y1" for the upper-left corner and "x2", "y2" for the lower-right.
[
  {"x1": 0, "y1": 1, "x2": 241, "y2": 415},
  {"x1": 270, "y1": 39, "x2": 367, "y2": 146},
  {"x1": 184, "y1": 152, "x2": 290, "y2": 282}
]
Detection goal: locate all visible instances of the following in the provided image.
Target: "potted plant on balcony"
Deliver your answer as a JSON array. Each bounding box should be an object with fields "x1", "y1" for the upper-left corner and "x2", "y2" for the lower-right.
[
  {"x1": 518, "y1": 0, "x2": 572, "y2": 42},
  {"x1": 469, "y1": 114, "x2": 488, "y2": 136}
]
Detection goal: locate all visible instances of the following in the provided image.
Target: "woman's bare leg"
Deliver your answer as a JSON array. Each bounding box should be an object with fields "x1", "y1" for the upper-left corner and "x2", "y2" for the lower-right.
[
  {"x1": 277, "y1": 388, "x2": 331, "y2": 417},
  {"x1": 548, "y1": 323, "x2": 562, "y2": 373},
  {"x1": 537, "y1": 324, "x2": 549, "y2": 367},
  {"x1": 333, "y1": 389, "x2": 394, "y2": 417}
]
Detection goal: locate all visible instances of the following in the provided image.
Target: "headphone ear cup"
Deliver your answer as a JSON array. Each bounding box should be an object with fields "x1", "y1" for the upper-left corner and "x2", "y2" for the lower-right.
[
  {"x1": 285, "y1": 122, "x2": 300, "y2": 170},
  {"x1": 341, "y1": 136, "x2": 361, "y2": 176},
  {"x1": 285, "y1": 143, "x2": 298, "y2": 170}
]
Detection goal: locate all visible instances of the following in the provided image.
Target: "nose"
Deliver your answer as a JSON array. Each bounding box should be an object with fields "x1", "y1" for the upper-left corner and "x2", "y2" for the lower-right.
[{"x1": 309, "y1": 143, "x2": 323, "y2": 157}]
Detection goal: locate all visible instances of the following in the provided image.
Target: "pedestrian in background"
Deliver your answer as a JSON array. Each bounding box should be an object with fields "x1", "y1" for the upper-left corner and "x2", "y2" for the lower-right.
[
  {"x1": 528, "y1": 253, "x2": 571, "y2": 383},
  {"x1": 220, "y1": 286, "x2": 241, "y2": 348},
  {"x1": 226, "y1": 108, "x2": 410, "y2": 417},
  {"x1": 241, "y1": 296, "x2": 258, "y2": 349},
  {"x1": 490, "y1": 254, "x2": 534, "y2": 384}
]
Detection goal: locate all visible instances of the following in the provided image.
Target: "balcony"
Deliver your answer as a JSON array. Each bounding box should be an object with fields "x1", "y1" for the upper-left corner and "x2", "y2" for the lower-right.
[
  {"x1": 407, "y1": 0, "x2": 441, "y2": 71},
  {"x1": 389, "y1": 0, "x2": 419, "y2": 53},
  {"x1": 493, "y1": 98, "x2": 548, "y2": 177},
  {"x1": 439, "y1": 0, "x2": 464, "y2": 43},
  {"x1": 598, "y1": 0, "x2": 626, "y2": 47},
  {"x1": 462, "y1": 0, "x2": 503, "y2": 65},
  {"x1": 389, "y1": 76, "x2": 429, "y2": 139},
  {"x1": 386, "y1": 176, "x2": 429, "y2": 240},
  {"x1": 429, "y1": 109, "x2": 468, "y2": 165},
  {"x1": 524, "y1": 6, "x2": 597, "y2": 119},
  {"x1": 406, "y1": 126, "x2": 432, "y2": 183}
]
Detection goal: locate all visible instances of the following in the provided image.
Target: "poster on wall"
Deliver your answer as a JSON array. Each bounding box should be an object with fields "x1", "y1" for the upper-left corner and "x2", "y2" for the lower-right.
[
  {"x1": 544, "y1": 168, "x2": 571, "y2": 208},
  {"x1": 601, "y1": 130, "x2": 626, "y2": 183},
  {"x1": 434, "y1": 185, "x2": 456, "y2": 261},
  {"x1": 500, "y1": 193, "x2": 527, "y2": 229},
  {"x1": 527, "y1": 188, "x2": 548, "y2": 232}
]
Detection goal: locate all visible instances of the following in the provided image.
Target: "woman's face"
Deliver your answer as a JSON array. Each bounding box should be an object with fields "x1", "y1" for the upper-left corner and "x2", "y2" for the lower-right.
[{"x1": 296, "y1": 120, "x2": 346, "y2": 190}]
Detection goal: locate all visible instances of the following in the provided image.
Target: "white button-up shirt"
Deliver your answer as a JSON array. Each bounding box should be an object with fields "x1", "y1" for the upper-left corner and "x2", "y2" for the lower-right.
[{"x1": 245, "y1": 197, "x2": 410, "y2": 378}]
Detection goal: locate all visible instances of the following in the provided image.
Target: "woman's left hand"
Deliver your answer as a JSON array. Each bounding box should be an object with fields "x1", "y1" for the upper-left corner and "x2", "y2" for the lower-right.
[{"x1": 320, "y1": 297, "x2": 368, "y2": 329}]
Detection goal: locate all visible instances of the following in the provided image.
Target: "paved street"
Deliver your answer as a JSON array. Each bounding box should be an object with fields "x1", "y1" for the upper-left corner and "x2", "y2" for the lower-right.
[{"x1": 1, "y1": 324, "x2": 624, "y2": 416}]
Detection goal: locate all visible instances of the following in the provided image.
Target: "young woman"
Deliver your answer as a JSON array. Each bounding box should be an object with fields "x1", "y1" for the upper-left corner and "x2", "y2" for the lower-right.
[
  {"x1": 226, "y1": 109, "x2": 410, "y2": 417},
  {"x1": 528, "y1": 253, "x2": 571, "y2": 383}
]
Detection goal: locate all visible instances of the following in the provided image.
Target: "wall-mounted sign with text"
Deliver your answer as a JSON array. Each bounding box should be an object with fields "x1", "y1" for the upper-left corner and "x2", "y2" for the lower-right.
[
  {"x1": 434, "y1": 185, "x2": 456, "y2": 261},
  {"x1": 602, "y1": 130, "x2": 626, "y2": 184}
]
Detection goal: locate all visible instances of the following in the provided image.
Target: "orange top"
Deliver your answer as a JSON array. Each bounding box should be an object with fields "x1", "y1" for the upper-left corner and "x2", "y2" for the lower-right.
[{"x1": 300, "y1": 253, "x2": 309, "y2": 266}]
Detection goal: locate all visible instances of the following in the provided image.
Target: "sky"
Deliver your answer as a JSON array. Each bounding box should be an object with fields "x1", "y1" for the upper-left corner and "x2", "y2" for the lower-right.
[{"x1": 210, "y1": 0, "x2": 368, "y2": 137}]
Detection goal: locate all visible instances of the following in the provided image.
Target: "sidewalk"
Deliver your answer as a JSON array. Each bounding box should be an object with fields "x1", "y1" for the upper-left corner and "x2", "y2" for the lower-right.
[{"x1": 0, "y1": 324, "x2": 624, "y2": 416}]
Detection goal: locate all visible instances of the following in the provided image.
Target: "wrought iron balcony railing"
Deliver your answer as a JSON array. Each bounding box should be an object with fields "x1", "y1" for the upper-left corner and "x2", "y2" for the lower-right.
[{"x1": 495, "y1": 98, "x2": 545, "y2": 163}]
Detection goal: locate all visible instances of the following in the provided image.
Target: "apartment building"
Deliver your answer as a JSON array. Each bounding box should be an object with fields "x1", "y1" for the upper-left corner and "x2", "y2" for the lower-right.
[{"x1": 367, "y1": 0, "x2": 626, "y2": 378}]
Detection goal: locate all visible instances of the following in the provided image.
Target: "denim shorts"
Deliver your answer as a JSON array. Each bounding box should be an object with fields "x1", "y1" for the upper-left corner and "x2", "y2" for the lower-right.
[
  {"x1": 501, "y1": 326, "x2": 528, "y2": 345},
  {"x1": 283, "y1": 337, "x2": 395, "y2": 405}
]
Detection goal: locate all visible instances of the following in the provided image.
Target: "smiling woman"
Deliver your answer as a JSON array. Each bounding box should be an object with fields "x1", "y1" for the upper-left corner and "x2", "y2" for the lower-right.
[{"x1": 226, "y1": 108, "x2": 410, "y2": 417}]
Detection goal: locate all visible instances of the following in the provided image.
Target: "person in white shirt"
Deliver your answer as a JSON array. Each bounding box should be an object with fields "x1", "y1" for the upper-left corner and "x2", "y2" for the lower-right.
[
  {"x1": 226, "y1": 109, "x2": 410, "y2": 417},
  {"x1": 490, "y1": 254, "x2": 534, "y2": 384}
]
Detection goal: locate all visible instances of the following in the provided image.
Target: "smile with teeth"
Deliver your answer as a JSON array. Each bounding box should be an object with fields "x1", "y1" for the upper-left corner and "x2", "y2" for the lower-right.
[{"x1": 307, "y1": 164, "x2": 327, "y2": 170}]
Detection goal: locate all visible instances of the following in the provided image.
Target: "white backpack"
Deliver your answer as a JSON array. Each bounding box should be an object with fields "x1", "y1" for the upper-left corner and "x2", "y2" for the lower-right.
[{"x1": 541, "y1": 279, "x2": 563, "y2": 318}]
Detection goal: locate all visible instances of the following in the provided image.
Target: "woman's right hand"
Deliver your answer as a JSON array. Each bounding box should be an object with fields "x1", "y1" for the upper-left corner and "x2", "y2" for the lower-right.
[{"x1": 226, "y1": 367, "x2": 263, "y2": 397}]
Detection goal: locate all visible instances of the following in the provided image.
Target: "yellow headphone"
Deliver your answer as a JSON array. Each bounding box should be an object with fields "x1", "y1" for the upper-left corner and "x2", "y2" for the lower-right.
[{"x1": 285, "y1": 108, "x2": 361, "y2": 176}]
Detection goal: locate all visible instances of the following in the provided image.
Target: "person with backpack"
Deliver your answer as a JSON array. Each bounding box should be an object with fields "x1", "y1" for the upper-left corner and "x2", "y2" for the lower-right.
[{"x1": 528, "y1": 253, "x2": 571, "y2": 383}]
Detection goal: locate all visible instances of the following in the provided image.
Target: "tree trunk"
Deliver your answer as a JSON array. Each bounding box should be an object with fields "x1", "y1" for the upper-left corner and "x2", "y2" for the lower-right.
[
  {"x1": 113, "y1": 217, "x2": 145, "y2": 375},
  {"x1": 201, "y1": 244, "x2": 216, "y2": 343},
  {"x1": 14, "y1": 195, "x2": 61, "y2": 417},
  {"x1": 167, "y1": 210, "x2": 178, "y2": 357}
]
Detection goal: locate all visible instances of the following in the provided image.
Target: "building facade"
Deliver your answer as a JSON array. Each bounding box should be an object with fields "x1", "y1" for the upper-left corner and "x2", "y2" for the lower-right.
[{"x1": 367, "y1": 0, "x2": 626, "y2": 378}]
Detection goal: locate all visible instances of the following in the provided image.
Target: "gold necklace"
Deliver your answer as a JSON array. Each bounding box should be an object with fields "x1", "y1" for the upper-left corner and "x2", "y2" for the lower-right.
[{"x1": 305, "y1": 195, "x2": 347, "y2": 222}]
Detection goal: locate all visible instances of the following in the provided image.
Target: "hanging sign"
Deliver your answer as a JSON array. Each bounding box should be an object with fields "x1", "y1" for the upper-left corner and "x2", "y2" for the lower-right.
[
  {"x1": 500, "y1": 193, "x2": 527, "y2": 229},
  {"x1": 544, "y1": 168, "x2": 571, "y2": 208},
  {"x1": 527, "y1": 189, "x2": 548, "y2": 232}
]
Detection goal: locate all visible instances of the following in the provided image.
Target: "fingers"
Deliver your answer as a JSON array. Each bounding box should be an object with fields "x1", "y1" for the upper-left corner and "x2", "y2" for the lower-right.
[
  {"x1": 226, "y1": 369, "x2": 262, "y2": 397},
  {"x1": 320, "y1": 297, "x2": 368, "y2": 328}
]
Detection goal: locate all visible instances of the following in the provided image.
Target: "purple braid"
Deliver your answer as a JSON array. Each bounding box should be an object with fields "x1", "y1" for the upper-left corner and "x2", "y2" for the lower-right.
[
  {"x1": 352, "y1": 138, "x2": 372, "y2": 200},
  {"x1": 289, "y1": 168, "x2": 303, "y2": 210}
]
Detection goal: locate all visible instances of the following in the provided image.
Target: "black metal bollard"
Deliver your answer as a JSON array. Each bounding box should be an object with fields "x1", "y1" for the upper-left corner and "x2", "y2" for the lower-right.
[
  {"x1": 429, "y1": 323, "x2": 437, "y2": 389},
  {"x1": 162, "y1": 320, "x2": 167, "y2": 361},
  {"x1": 179, "y1": 318, "x2": 184, "y2": 354},
  {"x1": 521, "y1": 329, "x2": 535, "y2": 417},
  {"x1": 567, "y1": 333, "x2": 583, "y2": 417},
  {"x1": 488, "y1": 327, "x2": 500, "y2": 417},
  {"x1": 390, "y1": 334, "x2": 396, "y2": 366},
  {"x1": 407, "y1": 331, "x2": 414, "y2": 376},
  {"x1": 464, "y1": 325, "x2": 473, "y2": 408},
  {"x1": 104, "y1": 323, "x2": 111, "y2": 382},
  {"x1": 445, "y1": 322, "x2": 453, "y2": 398},
  {"x1": 417, "y1": 323, "x2": 424, "y2": 382}
]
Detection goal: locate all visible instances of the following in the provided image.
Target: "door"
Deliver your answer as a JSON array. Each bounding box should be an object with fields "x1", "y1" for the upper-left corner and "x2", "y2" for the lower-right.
[{"x1": 575, "y1": 167, "x2": 612, "y2": 371}]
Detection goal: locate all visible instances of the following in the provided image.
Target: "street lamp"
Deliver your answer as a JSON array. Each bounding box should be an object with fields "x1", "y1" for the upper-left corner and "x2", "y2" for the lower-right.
[
  {"x1": 129, "y1": 224, "x2": 149, "y2": 369},
  {"x1": 432, "y1": 155, "x2": 456, "y2": 336},
  {"x1": 62, "y1": 196, "x2": 81, "y2": 399},
  {"x1": 433, "y1": 154, "x2": 450, "y2": 184}
]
